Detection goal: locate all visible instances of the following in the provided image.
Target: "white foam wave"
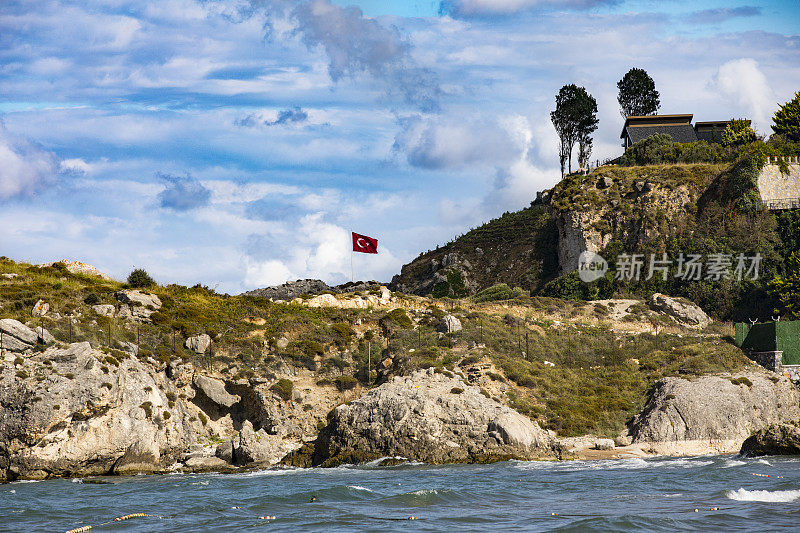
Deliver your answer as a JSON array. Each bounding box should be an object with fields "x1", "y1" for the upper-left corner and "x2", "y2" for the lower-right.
[
  {"x1": 726, "y1": 488, "x2": 800, "y2": 502},
  {"x1": 409, "y1": 489, "x2": 440, "y2": 495},
  {"x1": 756, "y1": 459, "x2": 772, "y2": 466},
  {"x1": 722, "y1": 459, "x2": 746, "y2": 468},
  {"x1": 347, "y1": 485, "x2": 373, "y2": 492}
]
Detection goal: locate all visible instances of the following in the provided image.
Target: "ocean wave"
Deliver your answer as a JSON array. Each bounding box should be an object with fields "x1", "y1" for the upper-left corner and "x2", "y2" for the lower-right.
[
  {"x1": 721, "y1": 459, "x2": 746, "y2": 468},
  {"x1": 726, "y1": 488, "x2": 800, "y2": 502},
  {"x1": 756, "y1": 459, "x2": 772, "y2": 466},
  {"x1": 347, "y1": 485, "x2": 374, "y2": 492}
]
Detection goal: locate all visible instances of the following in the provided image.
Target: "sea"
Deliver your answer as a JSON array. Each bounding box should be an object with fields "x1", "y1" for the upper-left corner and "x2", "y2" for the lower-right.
[{"x1": 4, "y1": 455, "x2": 800, "y2": 532}]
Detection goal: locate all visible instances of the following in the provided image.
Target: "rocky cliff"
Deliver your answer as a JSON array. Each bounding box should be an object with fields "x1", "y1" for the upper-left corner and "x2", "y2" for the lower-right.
[
  {"x1": 0, "y1": 340, "x2": 342, "y2": 481},
  {"x1": 630, "y1": 370, "x2": 800, "y2": 453}
]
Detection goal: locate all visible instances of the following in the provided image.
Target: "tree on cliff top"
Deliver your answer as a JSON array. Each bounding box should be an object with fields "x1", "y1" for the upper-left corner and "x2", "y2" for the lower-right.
[
  {"x1": 551, "y1": 84, "x2": 598, "y2": 177},
  {"x1": 617, "y1": 68, "x2": 660, "y2": 118},
  {"x1": 772, "y1": 91, "x2": 800, "y2": 143}
]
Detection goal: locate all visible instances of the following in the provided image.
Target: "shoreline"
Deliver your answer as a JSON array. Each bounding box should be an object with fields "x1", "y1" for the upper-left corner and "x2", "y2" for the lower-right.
[{"x1": 2, "y1": 442, "x2": 748, "y2": 484}]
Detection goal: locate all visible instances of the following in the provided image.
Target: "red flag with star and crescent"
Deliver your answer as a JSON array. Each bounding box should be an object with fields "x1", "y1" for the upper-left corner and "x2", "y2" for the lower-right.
[{"x1": 352, "y1": 232, "x2": 378, "y2": 254}]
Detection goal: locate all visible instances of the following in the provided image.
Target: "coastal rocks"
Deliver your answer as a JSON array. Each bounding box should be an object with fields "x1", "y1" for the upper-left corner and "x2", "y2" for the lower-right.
[
  {"x1": 438, "y1": 314, "x2": 462, "y2": 334},
  {"x1": 31, "y1": 299, "x2": 49, "y2": 317},
  {"x1": 313, "y1": 369, "x2": 555, "y2": 466},
  {"x1": 630, "y1": 372, "x2": 800, "y2": 452},
  {"x1": 185, "y1": 334, "x2": 212, "y2": 354},
  {"x1": 115, "y1": 290, "x2": 162, "y2": 321},
  {"x1": 193, "y1": 375, "x2": 240, "y2": 409},
  {"x1": 740, "y1": 422, "x2": 800, "y2": 456},
  {"x1": 0, "y1": 342, "x2": 198, "y2": 482},
  {"x1": 112, "y1": 441, "x2": 160, "y2": 475},
  {"x1": 647, "y1": 293, "x2": 712, "y2": 329},
  {"x1": 233, "y1": 420, "x2": 299, "y2": 466},
  {"x1": 244, "y1": 279, "x2": 334, "y2": 301}
]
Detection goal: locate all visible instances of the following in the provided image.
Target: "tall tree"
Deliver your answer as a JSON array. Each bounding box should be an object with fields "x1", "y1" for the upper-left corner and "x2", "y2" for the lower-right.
[
  {"x1": 551, "y1": 84, "x2": 599, "y2": 176},
  {"x1": 576, "y1": 90, "x2": 599, "y2": 169},
  {"x1": 772, "y1": 91, "x2": 800, "y2": 143},
  {"x1": 617, "y1": 68, "x2": 660, "y2": 118}
]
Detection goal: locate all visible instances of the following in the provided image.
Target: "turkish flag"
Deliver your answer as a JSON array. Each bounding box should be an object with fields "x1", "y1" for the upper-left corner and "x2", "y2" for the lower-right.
[{"x1": 352, "y1": 232, "x2": 378, "y2": 254}]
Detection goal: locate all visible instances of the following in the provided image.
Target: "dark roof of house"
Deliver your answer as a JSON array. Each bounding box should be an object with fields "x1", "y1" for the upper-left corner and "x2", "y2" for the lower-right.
[
  {"x1": 620, "y1": 114, "x2": 693, "y2": 138},
  {"x1": 626, "y1": 124, "x2": 698, "y2": 144},
  {"x1": 694, "y1": 120, "x2": 749, "y2": 132}
]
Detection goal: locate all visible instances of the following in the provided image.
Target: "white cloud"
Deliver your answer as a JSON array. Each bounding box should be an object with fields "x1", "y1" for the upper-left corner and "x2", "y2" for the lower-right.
[
  {"x1": 59, "y1": 158, "x2": 91, "y2": 175},
  {"x1": 0, "y1": 121, "x2": 59, "y2": 200},
  {"x1": 441, "y1": 0, "x2": 618, "y2": 17},
  {"x1": 711, "y1": 58, "x2": 776, "y2": 132}
]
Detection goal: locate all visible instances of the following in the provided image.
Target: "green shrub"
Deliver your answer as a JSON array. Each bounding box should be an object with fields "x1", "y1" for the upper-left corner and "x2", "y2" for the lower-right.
[
  {"x1": 334, "y1": 375, "x2": 358, "y2": 391},
  {"x1": 384, "y1": 308, "x2": 413, "y2": 329},
  {"x1": 450, "y1": 387, "x2": 464, "y2": 394},
  {"x1": 84, "y1": 293, "x2": 101, "y2": 305},
  {"x1": 127, "y1": 268, "x2": 155, "y2": 288},
  {"x1": 472, "y1": 283, "x2": 526, "y2": 302},
  {"x1": 140, "y1": 401, "x2": 153, "y2": 418},
  {"x1": 198, "y1": 412, "x2": 208, "y2": 426},
  {"x1": 271, "y1": 378, "x2": 294, "y2": 401},
  {"x1": 730, "y1": 376, "x2": 753, "y2": 388}
]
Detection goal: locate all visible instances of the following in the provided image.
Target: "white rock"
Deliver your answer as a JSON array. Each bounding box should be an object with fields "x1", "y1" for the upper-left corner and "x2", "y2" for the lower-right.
[
  {"x1": 31, "y1": 299, "x2": 49, "y2": 317},
  {"x1": 185, "y1": 334, "x2": 212, "y2": 354},
  {"x1": 438, "y1": 315, "x2": 462, "y2": 334},
  {"x1": 92, "y1": 304, "x2": 116, "y2": 317}
]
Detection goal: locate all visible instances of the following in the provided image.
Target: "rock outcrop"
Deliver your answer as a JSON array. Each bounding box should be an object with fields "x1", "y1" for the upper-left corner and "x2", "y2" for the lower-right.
[
  {"x1": 0, "y1": 319, "x2": 53, "y2": 354},
  {"x1": 0, "y1": 342, "x2": 196, "y2": 481},
  {"x1": 115, "y1": 290, "x2": 162, "y2": 321},
  {"x1": 39, "y1": 260, "x2": 113, "y2": 280},
  {"x1": 630, "y1": 371, "x2": 800, "y2": 452},
  {"x1": 438, "y1": 314, "x2": 462, "y2": 334},
  {"x1": 0, "y1": 342, "x2": 328, "y2": 481},
  {"x1": 243, "y1": 279, "x2": 334, "y2": 301},
  {"x1": 648, "y1": 293, "x2": 712, "y2": 328},
  {"x1": 740, "y1": 422, "x2": 800, "y2": 456},
  {"x1": 313, "y1": 369, "x2": 555, "y2": 466}
]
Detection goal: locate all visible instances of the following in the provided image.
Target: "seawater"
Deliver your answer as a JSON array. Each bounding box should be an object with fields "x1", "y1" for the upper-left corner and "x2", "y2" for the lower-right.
[{"x1": 4, "y1": 455, "x2": 800, "y2": 532}]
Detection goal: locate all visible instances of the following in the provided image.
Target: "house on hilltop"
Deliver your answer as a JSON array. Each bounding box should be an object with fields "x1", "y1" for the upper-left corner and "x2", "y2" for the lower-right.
[{"x1": 620, "y1": 115, "x2": 747, "y2": 149}]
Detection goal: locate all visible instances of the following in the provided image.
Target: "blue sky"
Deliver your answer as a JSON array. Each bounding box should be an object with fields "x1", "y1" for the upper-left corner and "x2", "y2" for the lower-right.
[{"x1": 1, "y1": 0, "x2": 798, "y2": 293}]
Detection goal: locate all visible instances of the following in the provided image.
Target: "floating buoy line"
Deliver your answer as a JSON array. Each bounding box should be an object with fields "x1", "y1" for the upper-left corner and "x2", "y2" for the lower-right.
[{"x1": 65, "y1": 513, "x2": 160, "y2": 533}]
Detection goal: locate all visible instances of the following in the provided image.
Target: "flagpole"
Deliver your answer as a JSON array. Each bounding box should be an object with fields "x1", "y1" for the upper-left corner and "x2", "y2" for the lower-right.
[{"x1": 350, "y1": 230, "x2": 354, "y2": 282}]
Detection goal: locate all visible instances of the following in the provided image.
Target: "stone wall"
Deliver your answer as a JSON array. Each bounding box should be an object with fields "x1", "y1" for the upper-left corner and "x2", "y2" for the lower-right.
[{"x1": 757, "y1": 161, "x2": 800, "y2": 205}]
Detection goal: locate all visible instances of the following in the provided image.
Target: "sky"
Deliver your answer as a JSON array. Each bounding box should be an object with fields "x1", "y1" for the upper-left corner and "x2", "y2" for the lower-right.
[{"x1": 0, "y1": 0, "x2": 798, "y2": 293}]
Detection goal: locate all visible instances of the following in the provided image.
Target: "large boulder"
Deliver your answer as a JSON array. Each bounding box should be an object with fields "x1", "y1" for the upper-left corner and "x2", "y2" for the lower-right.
[
  {"x1": 314, "y1": 369, "x2": 555, "y2": 466},
  {"x1": 631, "y1": 371, "x2": 800, "y2": 452},
  {"x1": 0, "y1": 318, "x2": 39, "y2": 352},
  {"x1": 233, "y1": 420, "x2": 299, "y2": 466},
  {"x1": 647, "y1": 293, "x2": 712, "y2": 329},
  {"x1": 741, "y1": 422, "x2": 800, "y2": 456},
  {"x1": 115, "y1": 290, "x2": 162, "y2": 321},
  {"x1": 193, "y1": 375, "x2": 240, "y2": 409},
  {"x1": 438, "y1": 315, "x2": 462, "y2": 334},
  {"x1": 185, "y1": 334, "x2": 212, "y2": 354}
]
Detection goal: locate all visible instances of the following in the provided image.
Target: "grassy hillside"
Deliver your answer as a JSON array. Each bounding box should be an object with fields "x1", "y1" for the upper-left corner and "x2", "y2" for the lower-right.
[
  {"x1": 391, "y1": 204, "x2": 558, "y2": 296},
  {"x1": 0, "y1": 258, "x2": 751, "y2": 438}
]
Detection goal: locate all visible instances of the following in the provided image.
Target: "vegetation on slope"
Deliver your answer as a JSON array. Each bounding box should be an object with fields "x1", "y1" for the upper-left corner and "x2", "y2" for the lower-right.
[{"x1": 0, "y1": 257, "x2": 751, "y2": 439}]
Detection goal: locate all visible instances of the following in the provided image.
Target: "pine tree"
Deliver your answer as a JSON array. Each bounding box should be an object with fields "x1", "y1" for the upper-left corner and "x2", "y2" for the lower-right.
[{"x1": 772, "y1": 91, "x2": 800, "y2": 143}]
